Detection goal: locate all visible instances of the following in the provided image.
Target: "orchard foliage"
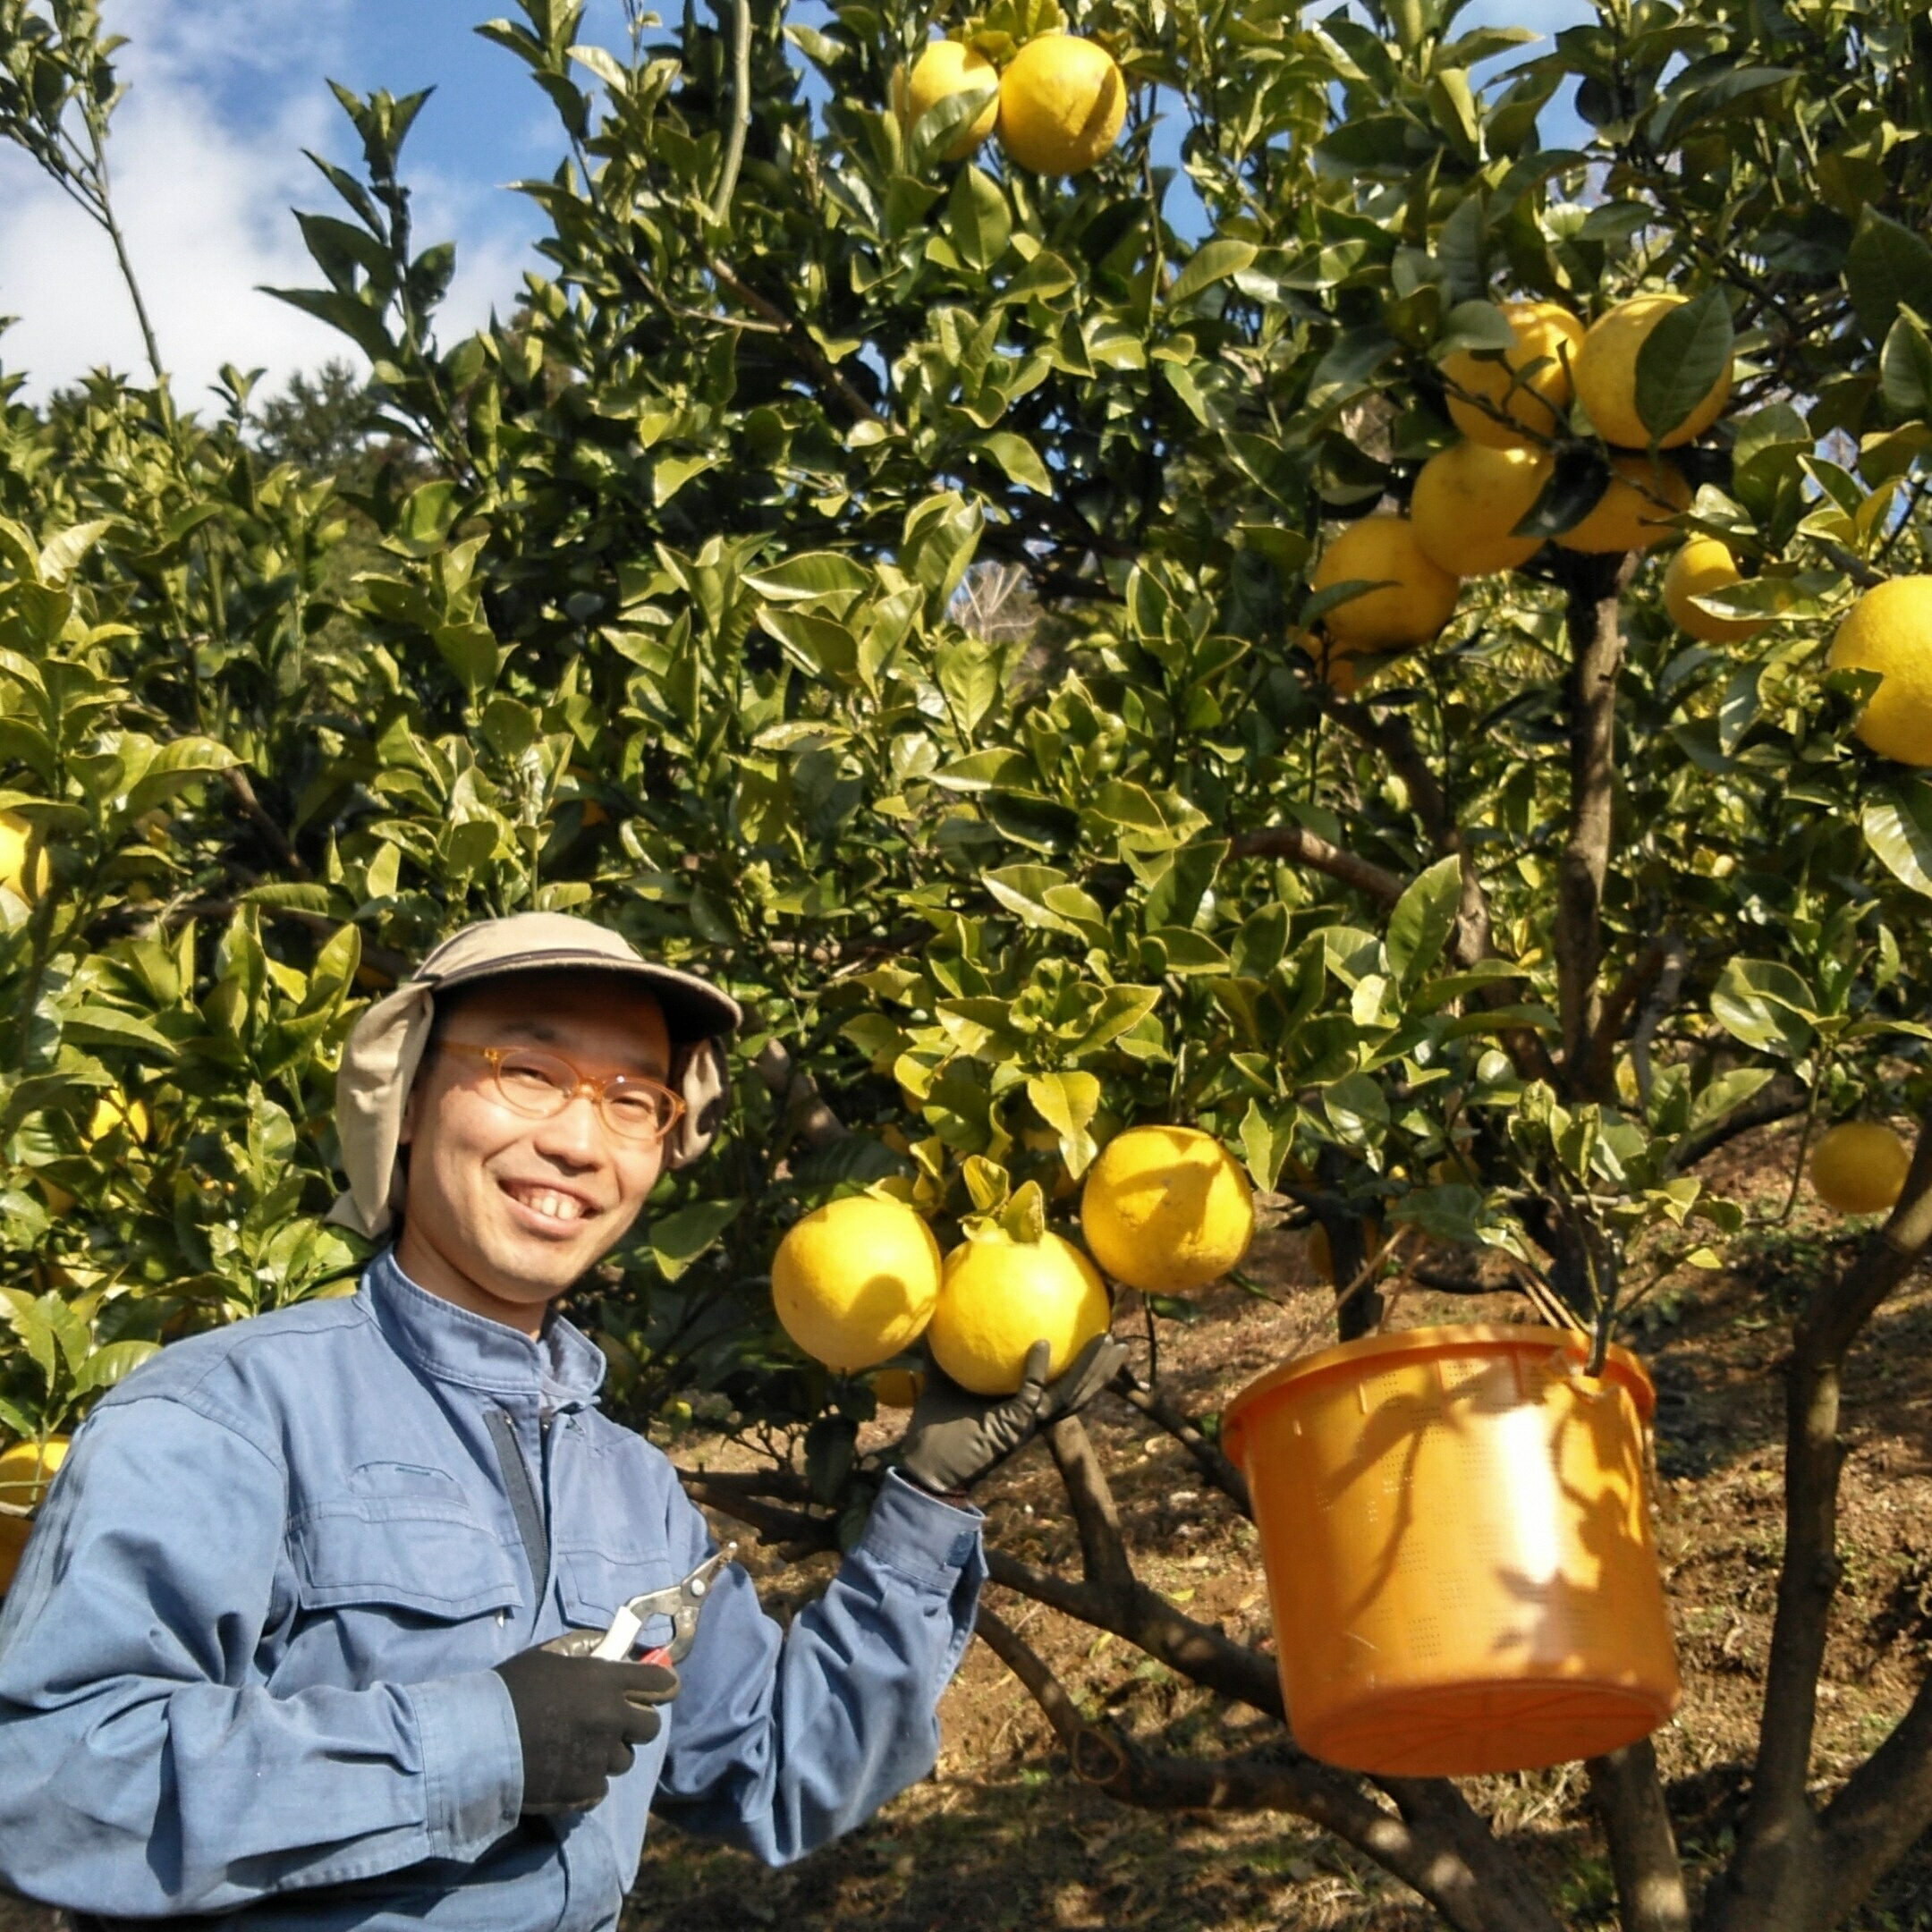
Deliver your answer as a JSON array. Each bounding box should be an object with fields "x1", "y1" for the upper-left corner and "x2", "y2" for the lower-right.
[{"x1": 5, "y1": 0, "x2": 1932, "y2": 1924}]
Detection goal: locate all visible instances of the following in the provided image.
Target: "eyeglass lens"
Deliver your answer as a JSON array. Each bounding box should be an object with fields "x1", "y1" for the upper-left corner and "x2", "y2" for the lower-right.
[{"x1": 493, "y1": 1049, "x2": 676, "y2": 1140}]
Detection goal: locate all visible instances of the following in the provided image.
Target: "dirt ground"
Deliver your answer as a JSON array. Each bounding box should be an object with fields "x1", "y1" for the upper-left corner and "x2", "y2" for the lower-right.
[{"x1": 3, "y1": 1122, "x2": 1928, "y2": 1931}]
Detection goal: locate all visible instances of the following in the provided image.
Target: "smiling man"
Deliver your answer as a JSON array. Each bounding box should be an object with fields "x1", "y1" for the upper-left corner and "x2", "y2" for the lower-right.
[{"x1": 0, "y1": 913, "x2": 1123, "y2": 1930}]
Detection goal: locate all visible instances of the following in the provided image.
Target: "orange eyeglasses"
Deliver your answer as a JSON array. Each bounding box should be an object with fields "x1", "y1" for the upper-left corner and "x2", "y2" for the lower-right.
[{"x1": 438, "y1": 1042, "x2": 685, "y2": 1144}]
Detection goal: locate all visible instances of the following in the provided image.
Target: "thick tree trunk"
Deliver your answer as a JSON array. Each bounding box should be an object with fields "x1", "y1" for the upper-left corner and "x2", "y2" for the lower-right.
[{"x1": 1589, "y1": 1741, "x2": 1690, "y2": 1932}]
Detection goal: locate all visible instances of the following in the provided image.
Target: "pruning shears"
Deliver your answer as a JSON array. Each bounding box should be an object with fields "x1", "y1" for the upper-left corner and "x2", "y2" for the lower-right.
[{"x1": 542, "y1": 1542, "x2": 739, "y2": 1666}]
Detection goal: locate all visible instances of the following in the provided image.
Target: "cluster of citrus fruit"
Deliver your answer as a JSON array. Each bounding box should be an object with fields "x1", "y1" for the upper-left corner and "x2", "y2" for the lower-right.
[
  {"x1": 902, "y1": 30, "x2": 1124, "y2": 174},
  {"x1": 1809, "y1": 1121, "x2": 1912, "y2": 1218},
  {"x1": 771, "y1": 1124, "x2": 1254, "y2": 1397},
  {"x1": 1310, "y1": 293, "x2": 1735, "y2": 677}
]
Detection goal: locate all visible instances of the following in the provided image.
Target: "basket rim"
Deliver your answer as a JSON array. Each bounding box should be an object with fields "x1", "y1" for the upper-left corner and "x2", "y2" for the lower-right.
[{"x1": 1222, "y1": 1320, "x2": 1656, "y2": 1464}]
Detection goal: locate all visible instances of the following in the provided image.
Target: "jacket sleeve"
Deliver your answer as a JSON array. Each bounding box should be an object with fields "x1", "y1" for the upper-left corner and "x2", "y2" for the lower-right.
[
  {"x1": 0, "y1": 1396, "x2": 523, "y2": 1917},
  {"x1": 650, "y1": 1468, "x2": 983, "y2": 1864}
]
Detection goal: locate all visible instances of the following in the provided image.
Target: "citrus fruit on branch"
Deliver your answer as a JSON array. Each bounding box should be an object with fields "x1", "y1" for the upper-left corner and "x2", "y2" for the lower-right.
[
  {"x1": 1573, "y1": 293, "x2": 1733, "y2": 451},
  {"x1": 0, "y1": 810, "x2": 49, "y2": 906},
  {"x1": 1411, "y1": 442, "x2": 1554, "y2": 579},
  {"x1": 1663, "y1": 538, "x2": 1762, "y2": 644},
  {"x1": 904, "y1": 39, "x2": 999, "y2": 158},
  {"x1": 927, "y1": 1231, "x2": 1110, "y2": 1395},
  {"x1": 1827, "y1": 578, "x2": 1932, "y2": 767},
  {"x1": 1310, "y1": 514, "x2": 1461, "y2": 653},
  {"x1": 1440, "y1": 300, "x2": 1584, "y2": 452},
  {"x1": 1080, "y1": 1124, "x2": 1255, "y2": 1295},
  {"x1": 1809, "y1": 1122, "x2": 1911, "y2": 1217},
  {"x1": 996, "y1": 33, "x2": 1125, "y2": 175},
  {"x1": 772, "y1": 1194, "x2": 942, "y2": 1372},
  {"x1": 1552, "y1": 454, "x2": 1690, "y2": 555}
]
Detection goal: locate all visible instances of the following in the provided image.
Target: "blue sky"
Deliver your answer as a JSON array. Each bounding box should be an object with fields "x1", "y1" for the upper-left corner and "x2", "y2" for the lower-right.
[{"x1": 0, "y1": 0, "x2": 1590, "y2": 409}]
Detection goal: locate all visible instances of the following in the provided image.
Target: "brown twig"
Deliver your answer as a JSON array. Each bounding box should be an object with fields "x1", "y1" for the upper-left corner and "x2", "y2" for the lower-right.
[
  {"x1": 1231, "y1": 824, "x2": 1405, "y2": 905},
  {"x1": 223, "y1": 767, "x2": 313, "y2": 882},
  {"x1": 1108, "y1": 1368, "x2": 1251, "y2": 1518},
  {"x1": 1554, "y1": 551, "x2": 1638, "y2": 1099},
  {"x1": 1043, "y1": 1414, "x2": 1137, "y2": 1589},
  {"x1": 706, "y1": 254, "x2": 882, "y2": 426},
  {"x1": 751, "y1": 1039, "x2": 848, "y2": 1151}
]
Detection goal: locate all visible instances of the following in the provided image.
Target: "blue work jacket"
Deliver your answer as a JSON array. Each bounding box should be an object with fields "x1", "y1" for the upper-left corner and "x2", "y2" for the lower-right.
[{"x1": 0, "y1": 1250, "x2": 984, "y2": 1929}]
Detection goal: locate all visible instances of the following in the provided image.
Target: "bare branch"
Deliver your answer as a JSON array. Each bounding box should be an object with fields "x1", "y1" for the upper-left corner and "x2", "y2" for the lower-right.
[
  {"x1": 974, "y1": 1606, "x2": 1559, "y2": 1932},
  {"x1": 1554, "y1": 552, "x2": 1638, "y2": 1098},
  {"x1": 1713, "y1": 1101, "x2": 1932, "y2": 1928},
  {"x1": 1044, "y1": 1414, "x2": 1136, "y2": 1589},
  {"x1": 1665, "y1": 1072, "x2": 1807, "y2": 1175},
  {"x1": 1587, "y1": 1741, "x2": 1690, "y2": 1932},
  {"x1": 751, "y1": 1039, "x2": 848, "y2": 1151},
  {"x1": 1820, "y1": 1658, "x2": 1932, "y2": 1919},
  {"x1": 223, "y1": 767, "x2": 314, "y2": 881},
  {"x1": 706, "y1": 254, "x2": 882, "y2": 426},
  {"x1": 1108, "y1": 1367, "x2": 1252, "y2": 1517},
  {"x1": 707, "y1": 0, "x2": 751, "y2": 225},
  {"x1": 1231, "y1": 824, "x2": 1405, "y2": 905}
]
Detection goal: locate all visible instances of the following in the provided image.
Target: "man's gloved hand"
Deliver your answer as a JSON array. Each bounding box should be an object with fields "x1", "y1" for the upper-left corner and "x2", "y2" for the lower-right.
[
  {"x1": 492, "y1": 1646, "x2": 681, "y2": 1815},
  {"x1": 899, "y1": 1333, "x2": 1130, "y2": 1497}
]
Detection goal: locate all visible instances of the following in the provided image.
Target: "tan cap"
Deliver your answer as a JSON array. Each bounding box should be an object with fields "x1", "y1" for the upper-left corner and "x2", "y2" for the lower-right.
[{"x1": 326, "y1": 912, "x2": 741, "y2": 1241}]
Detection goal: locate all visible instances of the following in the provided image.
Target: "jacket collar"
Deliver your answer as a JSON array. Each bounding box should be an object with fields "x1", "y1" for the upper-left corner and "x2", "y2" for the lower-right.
[{"x1": 365, "y1": 1246, "x2": 607, "y2": 1408}]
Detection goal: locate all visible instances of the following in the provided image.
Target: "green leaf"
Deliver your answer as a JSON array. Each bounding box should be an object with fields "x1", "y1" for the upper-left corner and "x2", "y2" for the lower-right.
[
  {"x1": 743, "y1": 552, "x2": 871, "y2": 601},
  {"x1": 984, "y1": 865, "x2": 1081, "y2": 933},
  {"x1": 1863, "y1": 790, "x2": 1932, "y2": 899},
  {"x1": 648, "y1": 1199, "x2": 742, "y2": 1282},
  {"x1": 72, "y1": 1340, "x2": 161, "y2": 1394},
  {"x1": 1385, "y1": 855, "x2": 1463, "y2": 990},
  {"x1": 948, "y1": 164, "x2": 1011, "y2": 275},
  {"x1": 1635, "y1": 290, "x2": 1733, "y2": 443},
  {"x1": 1322, "y1": 1072, "x2": 1389, "y2": 1148},
  {"x1": 1168, "y1": 239, "x2": 1258, "y2": 308},
  {"x1": 1240, "y1": 1099, "x2": 1298, "y2": 1191},
  {"x1": 1881, "y1": 309, "x2": 1932, "y2": 418},
  {"x1": 1710, "y1": 959, "x2": 1818, "y2": 1057},
  {"x1": 58, "y1": 1004, "x2": 179, "y2": 1058},
  {"x1": 123, "y1": 737, "x2": 240, "y2": 820},
  {"x1": 1846, "y1": 208, "x2": 1932, "y2": 349},
  {"x1": 976, "y1": 431, "x2": 1053, "y2": 496}
]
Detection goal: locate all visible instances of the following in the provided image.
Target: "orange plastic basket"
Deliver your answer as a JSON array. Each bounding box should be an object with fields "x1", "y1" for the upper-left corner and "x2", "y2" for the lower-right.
[{"x1": 1223, "y1": 1323, "x2": 1680, "y2": 1776}]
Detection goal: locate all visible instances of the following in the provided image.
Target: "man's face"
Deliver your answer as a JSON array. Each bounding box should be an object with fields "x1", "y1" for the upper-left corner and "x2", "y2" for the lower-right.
[{"x1": 396, "y1": 971, "x2": 674, "y2": 1328}]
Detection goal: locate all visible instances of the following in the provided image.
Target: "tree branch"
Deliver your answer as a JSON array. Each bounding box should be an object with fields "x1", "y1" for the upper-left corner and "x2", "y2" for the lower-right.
[
  {"x1": 1231, "y1": 824, "x2": 1404, "y2": 905},
  {"x1": 1108, "y1": 1366, "x2": 1252, "y2": 1518},
  {"x1": 751, "y1": 1039, "x2": 848, "y2": 1151},
  {"x1": 706, "y1": 254, "x2": 882, "y2": 426},
  {"x1": 223, "y1": 767, "x2": 314, "y2": 881},
  {"x1": 1044, "y1": 1413, "x2": 1137, "y2": 1589},
  {"x1": 973, "y1": 1606, "x2": 1561, "y2": 1932},
  {"x1": 1709, "y1": 1102, "x2": 1932, "y2": 1928},
  {"x1": 1819, "y1": 1658, "x2": 1932, "y2": 1919},
  {"x1": 707, "y1": 0, "x2": 752, "y2": 225},
  {"x1": 1665, "y1": 1072, "x2": 1808, "y2": 1175},
  {"x1": 1588, "y1": 1740, "x2": 1690, "y2": 1932},
  {"x1": 1554, "y1": 552, "x2": 1638, "y2": 1099}
]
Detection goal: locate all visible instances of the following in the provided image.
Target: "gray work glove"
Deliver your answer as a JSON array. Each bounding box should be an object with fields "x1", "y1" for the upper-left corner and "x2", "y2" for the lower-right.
[{"x1": 898, "y1": 1334, "x2": 1131, "y2": 1497}]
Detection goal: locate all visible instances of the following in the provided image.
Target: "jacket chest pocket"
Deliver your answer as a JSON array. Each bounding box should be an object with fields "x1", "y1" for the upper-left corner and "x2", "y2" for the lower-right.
[
  {"x1": 555, "y1": 1545, "x2": 680, "y2": 1651},
  {"x1": 290, "y1": 1499, "x2": 524, "y2": 1622}
]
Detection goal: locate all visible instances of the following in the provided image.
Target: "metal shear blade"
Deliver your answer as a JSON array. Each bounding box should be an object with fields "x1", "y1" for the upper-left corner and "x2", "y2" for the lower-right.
[{"x1": 547, "y1": 1541, "x2": 739, "y2": 1665}]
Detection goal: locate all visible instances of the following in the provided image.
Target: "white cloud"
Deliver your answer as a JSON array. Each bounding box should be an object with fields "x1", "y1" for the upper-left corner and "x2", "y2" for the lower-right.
[{"x1": 0, "y1": 0, "x2": 539, "y2": 411}]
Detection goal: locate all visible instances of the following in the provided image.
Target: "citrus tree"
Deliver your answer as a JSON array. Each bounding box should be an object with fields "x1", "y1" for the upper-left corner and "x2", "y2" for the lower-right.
[{"x1": 5, "y1": 0, "x2": 1932, "y2": 1925}]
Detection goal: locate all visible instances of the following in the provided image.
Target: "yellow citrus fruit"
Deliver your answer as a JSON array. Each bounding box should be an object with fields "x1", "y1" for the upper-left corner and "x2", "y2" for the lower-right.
[
  {"x1": 1663, "y1": 538, "x2": 1762, "y2": 643},
  {"x1": 872, "y1": 1367, "x2": 926, "y2": 1409},
  {"x1": 906, "y1": 39, "x2": 999, "y2": 158},
  {"x1": 0, "y1": 810, "x2": 49, "y2": 905},
  {"x1": 1311, "y1": 515, "x2": 1461, "y2": 654},
  {"x1": 1410, "y1": 442, "x2": 1554, "y2": 578},
  {"x1": 1442, "y1": 301, "x2": 1585, "y2": 450},
  {"x1": 85, "y1": 1091, "x2": 150, "y2": 1147},
  {"x1": 1827, "y1": 578, "x2": 1932, "y2": 767},
  {"x1": 771, "y1": 1195, "x2": 943, "y2": 1372},
  {"x1": 1553, "y1": 454, "x2": 1690, "y2": 555},
  {"x1": 1308, "y1": 1220, "x2": 1385, "y2": 1285},
  {"x1": 1809, "y1": 1123, "x2": 1911, "y2": 1217},
  {"x1": 0, "y1": 1435, "x2": 69, "y2": 1593},
  {"x1": 928, "y1": 1231, "x2": 1111, "y2": 1395},
  {"x1": 996, "y1": 34, "x2": 1126, "y2": 176},
  {"x1": 1574, "y1": 294, "x2": 1733, "y2": 450},
  {"x1": 1080, "y1": 1124, "x2": 1255, "y2": 1294}
]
